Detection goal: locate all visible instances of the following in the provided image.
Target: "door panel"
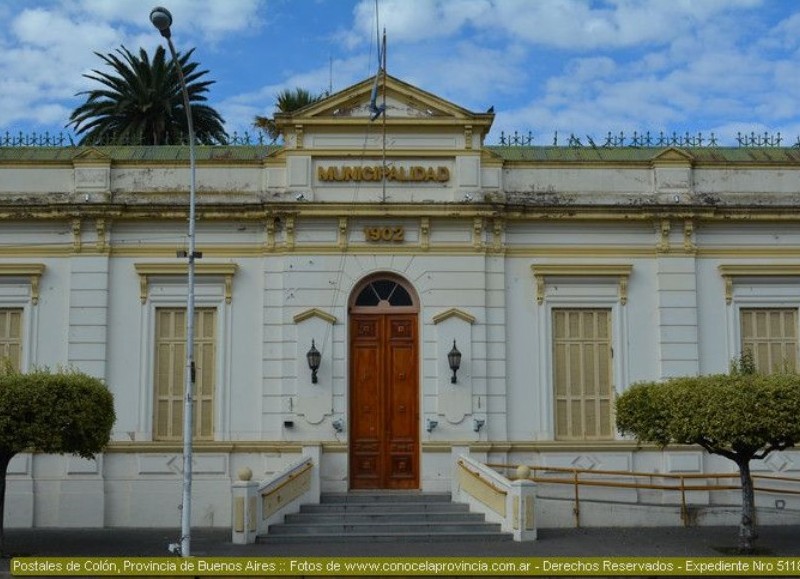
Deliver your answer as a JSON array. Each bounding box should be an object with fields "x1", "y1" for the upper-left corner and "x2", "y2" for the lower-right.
[
  {"x1": 350, "y1": 313, "x2": 418, "y2": 489},
  {"x1": 351, "y1": 342, "x2": 382, "y2": 486}
]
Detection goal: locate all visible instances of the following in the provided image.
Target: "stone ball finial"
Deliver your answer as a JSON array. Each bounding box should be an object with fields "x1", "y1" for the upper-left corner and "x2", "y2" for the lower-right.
[
  {"x1": 237, "y1": 467, "x2": 253, "y2": 481},
  {"x1": 516, "y1": 464, "x2": 531, "y2": 480}
]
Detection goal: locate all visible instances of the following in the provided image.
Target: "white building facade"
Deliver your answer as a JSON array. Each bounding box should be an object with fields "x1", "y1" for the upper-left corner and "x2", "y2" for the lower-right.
[{"x1": 2, "y1": 76, "x2": 799, "y2": 529}]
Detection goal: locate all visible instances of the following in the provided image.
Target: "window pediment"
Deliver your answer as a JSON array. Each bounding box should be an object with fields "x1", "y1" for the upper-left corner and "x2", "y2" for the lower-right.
[
  {"x1": 293, "y1": 308, "x2": 337, "y2": 325},
  {"x1": 134, "y1": 263, "x2": 238, "y2": 304},
  {"x1": 718, "y1": 264, "x2": 800, "y2": 304},
  {"x1": 432, "y1": 308, "x2": 476, "y2": 325},
  {"x1": 0, "y1": 263, "x2": 45, "y2": 304},
  {"x1": 532, "y1": 264, "x2": 632, "y2": 305}
]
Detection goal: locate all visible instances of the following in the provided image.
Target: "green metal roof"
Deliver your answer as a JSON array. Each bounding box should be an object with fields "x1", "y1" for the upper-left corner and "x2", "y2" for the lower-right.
[
  {"x1": 0, "y1": 145, "x2": 279, "y2": 163},
  {"x1": 486, "y1": 146, "x2": 800, "y2": 163},
  {"x1": 1, "y1": 144, "x2": 800, "y2": 164}
]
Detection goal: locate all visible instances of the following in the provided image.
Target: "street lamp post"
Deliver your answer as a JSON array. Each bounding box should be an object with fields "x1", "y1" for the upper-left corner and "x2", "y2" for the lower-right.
[{"x1": 150, "y1": 5, "x2": 197, "y2": 558}]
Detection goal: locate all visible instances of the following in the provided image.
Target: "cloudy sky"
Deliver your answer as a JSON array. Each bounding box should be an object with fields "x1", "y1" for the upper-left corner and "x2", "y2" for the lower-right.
[{"x1": 2, "y1": 0, "x2": 800, "y2": 146}]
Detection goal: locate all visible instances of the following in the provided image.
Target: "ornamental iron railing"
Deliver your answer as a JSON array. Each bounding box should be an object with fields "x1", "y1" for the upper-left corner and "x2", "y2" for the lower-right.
[
  {"x1": 3, "y1": 129, "x2": 800, "y2": 148},
  {"x1": 0, "y1": 130, "x2": 271, "y2": 147},
  {"x1": 498, "y1": 130, "x2": 800, "y2": 148},
  {"x1": 1, "y1": 131, "x2": 75, "y2": 146},
  {"x1": 501, "y1": 130, "x2": 724, "y2": 147},
  {"x1": 736, "y1": 131, "x2": 785, "y2": 147}
]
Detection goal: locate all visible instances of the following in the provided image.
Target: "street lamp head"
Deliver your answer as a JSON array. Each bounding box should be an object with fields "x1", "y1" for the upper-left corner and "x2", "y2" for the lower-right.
[{"x1": 150, "y1": 6, "x2": 173, "y2": 38}]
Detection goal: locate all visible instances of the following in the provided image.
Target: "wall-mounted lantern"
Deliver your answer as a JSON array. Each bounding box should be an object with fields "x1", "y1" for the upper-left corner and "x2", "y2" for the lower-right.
[
  {"x1": 473, "y1": 417, "x2": 485, "y2": 433},
  {"x1": 306, "y1": 339, "x2": 321, "y2": 383},
  {"x1": 426, "y1": 418, "x2": 438, "y2": 433},
  {"x1": 447, "y1": 340, "x2": 462, "y2": 384}
]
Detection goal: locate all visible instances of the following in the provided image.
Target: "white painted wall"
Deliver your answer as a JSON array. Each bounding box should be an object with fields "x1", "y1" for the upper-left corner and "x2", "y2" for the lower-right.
[{"x1": 3, "y1": 106, "x2": 800, "y2": 528}]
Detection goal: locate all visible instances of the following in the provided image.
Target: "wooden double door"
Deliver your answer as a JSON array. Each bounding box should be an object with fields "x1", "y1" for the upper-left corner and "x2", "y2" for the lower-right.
[{"x1": 349, "y1": 313, "x2": 419, "y2": 489}]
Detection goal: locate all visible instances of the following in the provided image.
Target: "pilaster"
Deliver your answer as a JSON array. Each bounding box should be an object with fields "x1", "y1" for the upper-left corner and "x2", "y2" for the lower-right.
[
  {"x1": 67, "y1": 245, "x2": 110, "y2": 378},
  {"x1": 655, "y1": 256, "x2": 700, "y2": 378}
]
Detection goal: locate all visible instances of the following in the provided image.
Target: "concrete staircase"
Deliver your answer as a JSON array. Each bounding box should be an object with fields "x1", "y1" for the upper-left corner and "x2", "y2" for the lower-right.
[{"x1": 260, "y1": 492, "x2": 512, "y2": 543}]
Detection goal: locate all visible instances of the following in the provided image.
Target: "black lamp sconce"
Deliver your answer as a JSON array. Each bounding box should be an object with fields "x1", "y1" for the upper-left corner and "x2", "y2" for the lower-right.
[
  {"x1": 448, "y1": 340, "x2": 462, "y2": 383},
  {"x1": 306, "y1": 339, "x2": 321, "y2": 383}
]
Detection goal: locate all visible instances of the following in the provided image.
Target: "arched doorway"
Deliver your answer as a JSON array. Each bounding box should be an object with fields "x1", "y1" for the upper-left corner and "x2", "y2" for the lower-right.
[{"x1": 348, "y1": 274, "x2": 419, "y2": 490}]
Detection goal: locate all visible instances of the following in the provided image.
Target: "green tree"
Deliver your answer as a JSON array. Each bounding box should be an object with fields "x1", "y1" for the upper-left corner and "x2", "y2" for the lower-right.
[
  {"x1": 253, "y1": 88, "x2": 325, "y2": 142},
  {"x1": 68, "y1": 45, "x2": 227, "y2": 145},
  {"x1": 616, "y1": 369, "x2": 800, "y2": 552},
  {"x1": 0, "y1": 369, "x2": 115, "y2": 555}
]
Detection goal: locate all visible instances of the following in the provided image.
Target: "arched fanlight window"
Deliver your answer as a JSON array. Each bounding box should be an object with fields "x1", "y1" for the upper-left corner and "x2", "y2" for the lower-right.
[{"x1": 354, "y1": 278, "x2": 413, "y2": 307}]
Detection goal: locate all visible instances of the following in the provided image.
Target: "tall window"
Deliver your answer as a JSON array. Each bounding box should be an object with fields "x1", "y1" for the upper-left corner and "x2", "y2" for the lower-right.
[
  {"x1": 740, "y1": 308, "x2": 798, "y2": 374},
  {"x1": 0, "y1": 308, "x2": 22, "y2": 371},
  {"x1": 553, "y1": 309, "x2": 614, "y2": 440},
  {"x1": 154, "y1": 308, "x2": 216, "y2": 440}
]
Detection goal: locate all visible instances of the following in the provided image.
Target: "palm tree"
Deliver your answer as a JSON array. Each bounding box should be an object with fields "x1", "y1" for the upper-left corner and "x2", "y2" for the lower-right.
[
  {"x1": 68, "y1": 45, "x2": 227, "y2": 145},
  {"x1": 254, "y1": 88, "x2": 325, "y2": 142}
]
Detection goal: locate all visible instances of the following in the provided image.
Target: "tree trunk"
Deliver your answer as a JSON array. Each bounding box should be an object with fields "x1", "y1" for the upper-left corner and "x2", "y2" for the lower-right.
[
  {"x1": 0, "y1": 453, "x2": 12, "y2": 557},
  {"x1": 737, "y1": 458, "x2": 757, "y2": 552}
]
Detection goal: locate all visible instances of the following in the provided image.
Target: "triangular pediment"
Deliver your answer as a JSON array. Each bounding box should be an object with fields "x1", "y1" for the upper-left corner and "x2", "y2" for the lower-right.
[
  {"x1": 72, "y1": 147, "x2": 111, "y2": 164},
  {"x1": 275, "y1": 74, "x2": 493, "y2": 128},
  {"x1": 293, "y1": 308, "x2": 337, "y2": 325},
  {"x1": 651, "y1": 147, "x2": 694, "y2": 166},
  {"x1": 432, "y1": 308, "x2": 476, "y2": 325}
]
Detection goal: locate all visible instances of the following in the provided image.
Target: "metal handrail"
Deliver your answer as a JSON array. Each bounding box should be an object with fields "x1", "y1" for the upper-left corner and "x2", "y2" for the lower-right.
[{"x1": 487, "y1": 463, "x2": 800, "y2": 527}]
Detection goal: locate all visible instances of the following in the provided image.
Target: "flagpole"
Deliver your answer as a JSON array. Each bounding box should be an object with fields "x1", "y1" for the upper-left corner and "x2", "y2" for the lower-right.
[{"x1": 381, "y1": 29, "x2": 387, "y2": 203}]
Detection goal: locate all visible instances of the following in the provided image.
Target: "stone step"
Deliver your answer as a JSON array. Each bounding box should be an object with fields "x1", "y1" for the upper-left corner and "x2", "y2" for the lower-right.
[
  {"x1": 261, "y1": 491, "x2": 512, "y2": 543},
  {"x1": 286, "y1": 511, "x2": 485, "y2": 523},
  {"x1": 260, "y1": 531, "x2": 513, "y2": 543},
  {"x1": 269, "y1": 521, "x2": 503, "y2": 535},
  {"x1": 320, "y1": 491, "x2": 453, "y2": 504},
  {"x1": 299, "y1": 502, "x2": 471, "y2": 514}
]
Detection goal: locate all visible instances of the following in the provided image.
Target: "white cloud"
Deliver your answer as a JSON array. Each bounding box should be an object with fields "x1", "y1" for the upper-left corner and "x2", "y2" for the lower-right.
[
  {"x1": 344, "y1": 0, "x2": 765, "y2": 52},
  {"x1": 70, "y1": 0, "x2": 264, "y2": 42},
  {"x1": 0, "y1": 7, "x2": 128, "y2": 127},
  {"x1": 0, "y1": 0, "x2": 263, "y2": 129},
  {"x1": 12, "y1": 7, "x2": 121, "y2": 49},
  {"x1": 488, "y1": 0, "x2": 764, "y2": 49},
  {"x1": 346, "y1": 0, "x2": 492, "y2": 47}
]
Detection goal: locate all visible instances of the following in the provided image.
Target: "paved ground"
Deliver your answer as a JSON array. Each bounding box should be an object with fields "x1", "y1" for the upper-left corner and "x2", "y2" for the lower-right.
[
  {"x1": 3, "y1": 525, "x2": 799, "y2": 557},
  {"x1": 2, "y1": 525, "x2": 799, "y2": 576}
]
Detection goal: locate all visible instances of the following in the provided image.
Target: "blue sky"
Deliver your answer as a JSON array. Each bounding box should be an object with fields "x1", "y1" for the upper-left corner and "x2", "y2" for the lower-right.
[{"x1": 2, "y1": 0, "x2": 800, "y2": 146}]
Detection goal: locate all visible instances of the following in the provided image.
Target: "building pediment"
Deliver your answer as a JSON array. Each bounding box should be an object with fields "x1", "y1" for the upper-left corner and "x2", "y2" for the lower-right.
[
  {"x1": 650, "y1": 147, "x2": 694, "y2": 166},
  {"x1": 72, "y1": 147, "x2": 111, "y2": 165},
  {"x1": 275, "y1": 74, "x2": 494, "y2": 132}
]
